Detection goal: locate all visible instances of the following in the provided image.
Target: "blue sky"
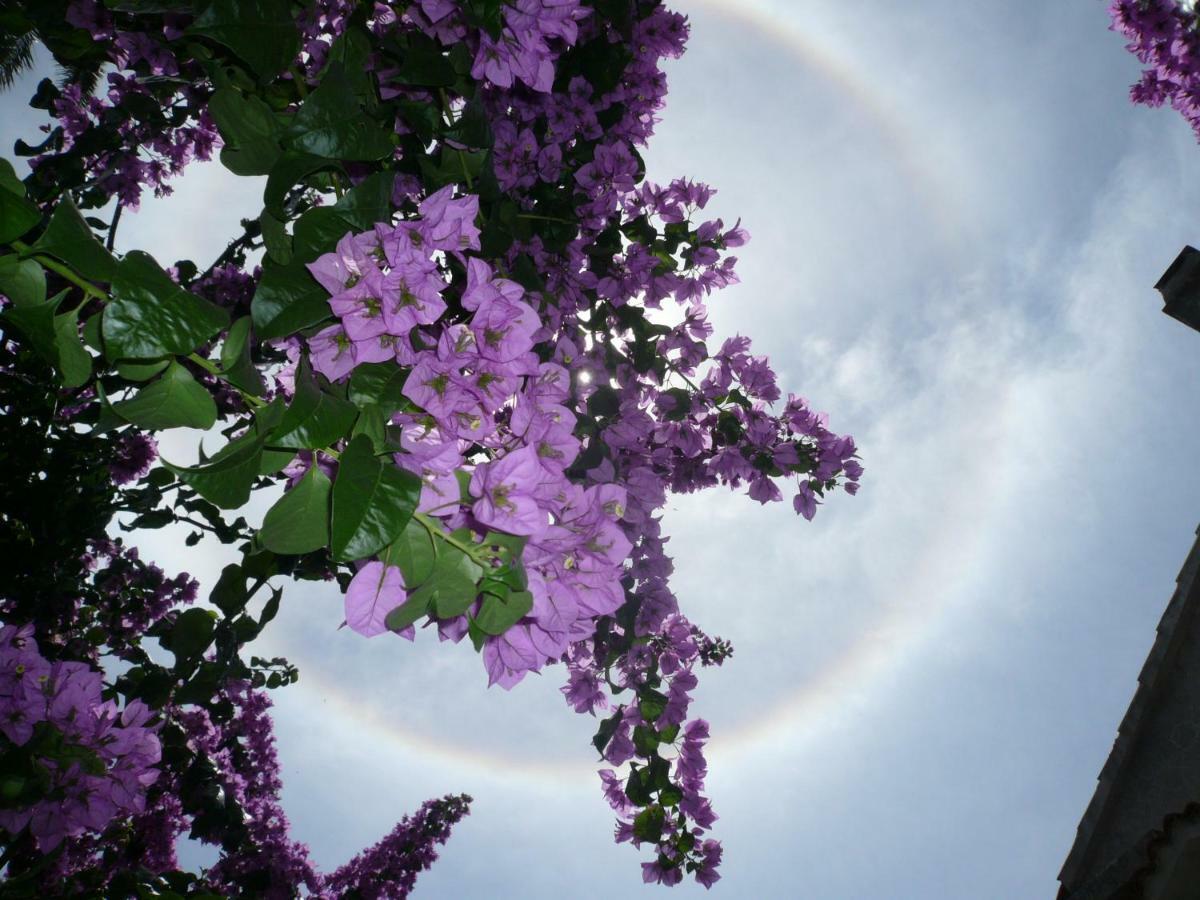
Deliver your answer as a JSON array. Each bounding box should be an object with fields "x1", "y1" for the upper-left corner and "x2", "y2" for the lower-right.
[{"x1": 5, "y1": 1, "x2": 1200, "y2": 897}]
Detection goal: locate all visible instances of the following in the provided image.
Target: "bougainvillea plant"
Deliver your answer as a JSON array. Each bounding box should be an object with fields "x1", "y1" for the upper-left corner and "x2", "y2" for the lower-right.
[{"x1": 0, "y1": 1, "x2": 861, "y2": 895}]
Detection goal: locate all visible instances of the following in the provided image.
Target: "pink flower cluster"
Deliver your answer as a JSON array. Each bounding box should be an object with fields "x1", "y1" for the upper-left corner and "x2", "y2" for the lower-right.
[
  {"x1": 306, "y1": 189, "x2": 633, "y2": 688},
  {"x1": 1110, "y1": 0, "x2": 1200, "y2": 139},
  {"x1": 0, "y1": 625, "x2": 161, "y2": 851}
]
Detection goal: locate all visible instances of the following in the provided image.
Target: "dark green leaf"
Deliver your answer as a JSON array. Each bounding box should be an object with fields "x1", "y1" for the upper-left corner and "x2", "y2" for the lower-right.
[
  {"x1": 0, "y1": 160, "x2": 40, "y2": 244},
  {"x1": 267, "y1": 358, "x2": 357, "y2": 449},
  {"x1": 347, "y1": 361, "x2": 407, "y2": 413},
  {"x1": 390, "y1": 43, "x2": 456, "y2": 87},
  {"x1": 112, "y1": 361, "x2": 217, "y2": 430},
  {"x1": 286, "y1": 66, "x2": 393, "y2": 160},
  {"x1": 264, "y1": 152, "x2": 340, "y2": 220},
  {"x1": 209, "y1": 88, "x2": 281, "y2": 175},
  {"x1": 53, "y1": 299, "x2": 92, "y2": 388},
  {"x1": 624, "y1": 765, "x2": 653, "y2": 805},
  {"x1": 259, "y1": 466, "x2": 331, "y2": 554},
  {"x1": 0, "y1": 289, "x2": 59, "y2": 361},
  {"x1": 104, "y1": 251, "x2": 229, "y2": 360},
  {"x1": 587, "y1": 385, "x2": 620, "y2": 417},
  {"x1": 31, "y1": 197, "x2": 116, "y2": 282},
  {"x1": 188, "y1": 0, "x2": 300, "y2": 80},
  {"x1": 259, "y1": 210, "x2": 292, "y2": 264},
  {"x1": 330, "y1": 434, "x2": 421, "y2": 562},
  {"x1": 592, "y1": 711, "x2": 621, "y2": 755},
  {"x1": 116, "y1": 358, "x2": 170, "y2": 381},
  {"x1": 333, "y1": 171, "x2": 395, "y2": 230},
  {"x1": 250, "y1": 255, "x2": 331, "y2": 340},
  {"x1": 219, "y1": 316, "x2": 266, "y2": 394},
  {"x1": 162, "y1": 429, "x2": 264, "y2": 508},
  {"x1": 291, "y1": 206, "x2": 354, "y2": 262},
  {"x1": 209, "y1": 563, "x2": 248, "y2": 615},
  {"x1": 165, "y1": 608, "x2": 217, "y2": 665}
]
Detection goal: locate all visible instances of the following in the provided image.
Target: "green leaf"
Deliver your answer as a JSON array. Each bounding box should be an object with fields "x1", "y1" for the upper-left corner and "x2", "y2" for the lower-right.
[
  {"x1": 632, "y1": 805, "x2": 665, "y2": 843},
  {"x1": 0, "y1": 255, "x2": 46, "y2": 307},
  {"x1": 162, "y1": 428, "x2": 264, "y2": 508},
  {"x1": 209, "y1": 88, "x2": 282, "y2": 176},
  {"x1": 264, "y1": 151, "x2": 340, "y2": 220},
  {"x1": 472, "y1": 588, "x2": 533, "y2": 636},
  {"x1": 624, "y1": 765, "x2": 653, "y2": 806},
  {"x1": 292, "y1": 206, "x2": 354, "y2": 262},
  {"x1": 0, "y1": 160, "x2": 40, "y2": 244},
  {"x1": 390, "y1": 42, "x2": 456, "y2": 87},
  {"x1": 659, "y1": 784, "x2": 683, "y2": 807},
  {"x1": 587, "y1": 385, "x2": 620, "y2": 417},
  {"x1": 638, "y1": 688, "x2": 668, "y2": 723},
  {"x1": 348, "y1": 361, "x2": 408, "y2": 413},
  {"x1": 31, "y1": 198, "x2": 116, "y2": 283},
  {"x1": 53, "y1": 300, "x2": 92, "y2": 388},
  {"x1": 209, "y1": 563, "x2": 248, "y2": 616},
  {"x1": 286, "y1": 65, "x2": 393, "y2": 160},
  {"x1": 351, "y1": 403, "x2": 387, "y2": 450},
  {"x1": 116, "y1": 358, "x2": 170, "y2": 381},
  {"x1": 632, "y1": 724, "x2": 659, "y2": 756},
  {"x1": 259, "y1": 447, "x2": 295, "y2": 475},
  {"x1": 188, "y1": 0, "x2": 300, "y2": 80},
  {"x1": 388, "y1": 517, "x2": 437, "y2": 587},
  {"x1": 408, "y1": 544, "x2": 483, "y2": 619},
  {"x1": 104, "y1": 251, "x2": 229, "y2": 360},
  {"x1": 250, "y1": 255, "x2": 331, "y2": 340},
  {"x1": 1, "y1": 290, "x2": 59, "y2": 361},
  {"x1": 112, "y1": 361, "x2": 218, "y2": 430},
  {"x1": 330, "y1": 434, "x2": 421, "y2": 562},
  {"x1": 332, "y1": 171, "x2": 395, "y2": 230},
  {"x1": 267, "y1": 358, "x2": 357, "y2": 449},
  {"x1": 259, "y1": 210, "x2": 292, "y2": 264},
  {"x1": 259, "y1": 465, "x2": 331, "y2": 554},
  {"x1": 382, "y1": 590, "x2": 430, "y2": 633},
  {"x1": 219, "y1": 316, "x2": 266, "y2": 394},
  {"x1": 480, "y1": 531, "x2": 527, "y2": 566}
]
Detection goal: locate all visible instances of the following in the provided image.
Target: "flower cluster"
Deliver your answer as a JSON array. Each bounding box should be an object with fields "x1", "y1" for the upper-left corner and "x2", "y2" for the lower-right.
[
  {"x1": 1110, "y1": 0, "x2": 1200, "y2": 139},
  {"x1": 0, "y1": 625, "x2": 162, "y2": 852},
  {"x1": 307, "y1": 190, "x2": 634, "y2": 688},
  {"x1": 36, "y1": 1, "x2": 219, "y2": 207},
  {"x1": 319, "y1": 793, "x2": 473, "y2": 899}
]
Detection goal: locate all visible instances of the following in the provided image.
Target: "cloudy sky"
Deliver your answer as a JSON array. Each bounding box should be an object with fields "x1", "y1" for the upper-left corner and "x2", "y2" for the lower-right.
[{"x1": 6, "y1": 1, "x2": 1200, "y2": 897}]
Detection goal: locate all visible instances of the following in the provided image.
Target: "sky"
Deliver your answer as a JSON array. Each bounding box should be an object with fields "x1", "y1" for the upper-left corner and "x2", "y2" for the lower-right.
[{"x1": 5, "y1": 1, "x2": 1200, "y2": 897}]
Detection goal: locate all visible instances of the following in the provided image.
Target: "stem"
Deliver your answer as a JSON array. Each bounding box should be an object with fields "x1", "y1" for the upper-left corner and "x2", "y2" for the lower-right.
[
  {"x1": 457, "y1": 151, "x2": 474, "y2": 189},
  {"x1": 289, "y1": 66, "x2": 310, "y2": 100},
  {"x1": 197, "y1": 225, "x2": 257, "y2": 284},
  {"x1": 414, "y1": 512, "x2": 479, "y2": 558},
  {"x1": 517, "y1": 213, "x2": 574, "y2": 225},
  {"x1": 186, "y1": 353, "x2": 266, "y2": 410},
  {"x1": 106, "y1": 203, "x2": 122, "y2": 252},
  {"x1": 12, "y1": 241, "x2": 107, "y2": 300}
]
